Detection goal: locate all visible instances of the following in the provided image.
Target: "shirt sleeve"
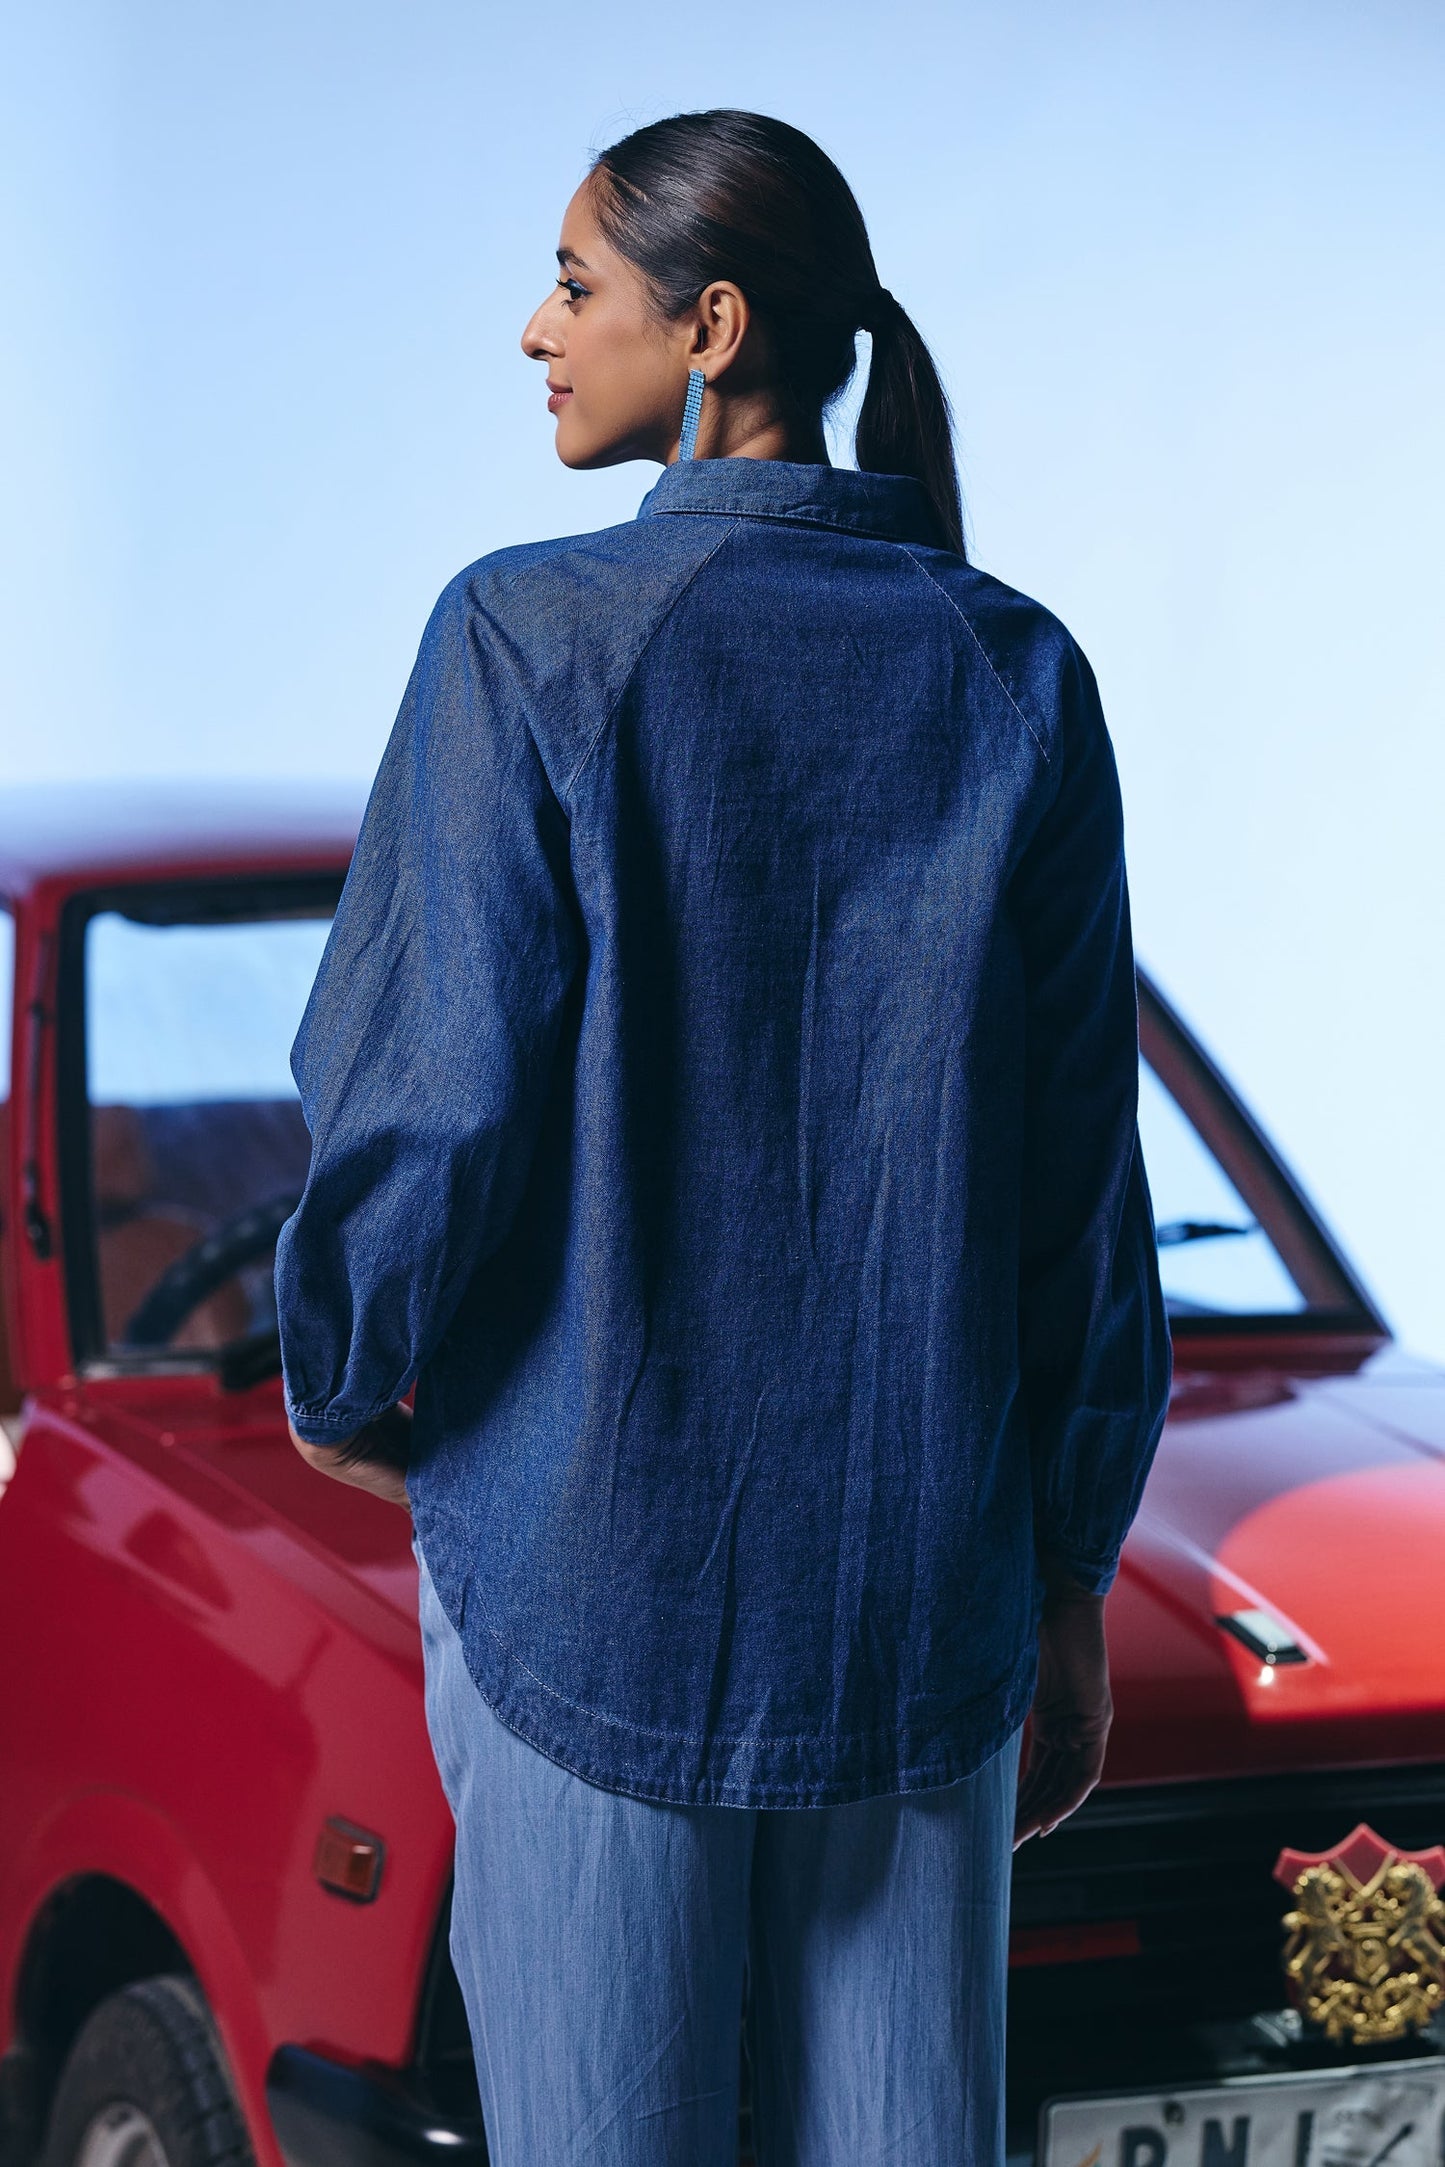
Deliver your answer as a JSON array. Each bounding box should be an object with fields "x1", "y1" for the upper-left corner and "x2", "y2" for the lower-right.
[
  {"x1": 275, "y1": 571, "x2": 581, "y2": 1444},
  {"x1": 1012, "y1": 637, "x2": 1172, "y2": 1595}
]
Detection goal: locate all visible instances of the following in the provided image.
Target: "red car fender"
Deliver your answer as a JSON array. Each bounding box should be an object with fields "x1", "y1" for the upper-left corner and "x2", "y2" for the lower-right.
[
  {"x1": 1, "y1": 1788, "x2": 284, "y2": 2167},
  {"x1": 0, "y1": 1397, "x2": 455, "y2": 2161}
]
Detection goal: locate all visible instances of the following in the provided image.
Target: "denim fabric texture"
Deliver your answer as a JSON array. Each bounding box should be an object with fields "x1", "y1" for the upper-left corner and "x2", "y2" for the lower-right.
[
  {"x1": 275, "y1": 455, "x2": 1172, "y2": 1808},
  {"x1": 415, "y1": 1535, "x2": 1022, "y2": 2167}
]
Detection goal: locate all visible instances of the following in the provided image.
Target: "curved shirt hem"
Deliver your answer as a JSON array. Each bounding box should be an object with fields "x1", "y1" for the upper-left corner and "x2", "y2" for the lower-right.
[{"x1": 420, "y1": 1545, "x2": 1040, "y2": 1811}]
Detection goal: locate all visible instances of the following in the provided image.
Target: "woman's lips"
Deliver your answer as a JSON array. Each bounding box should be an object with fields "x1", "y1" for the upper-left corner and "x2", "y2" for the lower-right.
[{"x1": 547, "y1": 388, "x2": 573, "y2": 414}]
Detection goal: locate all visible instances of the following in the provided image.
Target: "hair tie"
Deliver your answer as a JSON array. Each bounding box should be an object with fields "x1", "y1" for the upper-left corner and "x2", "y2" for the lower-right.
[{"x1": 861, "y1": 285, "x2": 903, "y2": 333}]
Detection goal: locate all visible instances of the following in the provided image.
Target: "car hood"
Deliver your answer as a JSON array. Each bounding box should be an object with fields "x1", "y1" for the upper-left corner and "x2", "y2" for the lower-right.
[{"x1": 1104, "y1": 1343, "x2": 1445, "y2": 1783}]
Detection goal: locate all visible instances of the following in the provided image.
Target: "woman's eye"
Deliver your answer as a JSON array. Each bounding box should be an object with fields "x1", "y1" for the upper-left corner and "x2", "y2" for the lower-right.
[{"x1": 556, "y1": 277, "x2": 589, "y2": 304}]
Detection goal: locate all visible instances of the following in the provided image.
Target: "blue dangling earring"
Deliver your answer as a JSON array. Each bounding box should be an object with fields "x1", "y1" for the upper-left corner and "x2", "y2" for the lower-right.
[{"x1": 678, "y1": 367, "x2": 706, "y2": 462}]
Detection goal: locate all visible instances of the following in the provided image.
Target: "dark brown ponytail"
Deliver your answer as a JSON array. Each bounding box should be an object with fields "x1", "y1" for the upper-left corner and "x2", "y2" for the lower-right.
[
  {"x1": 854, "y1": 290, "x2": 965, "y2": 559},
  {"x1": 590, "y1": 110, "x2": 968, "y2": 560}
]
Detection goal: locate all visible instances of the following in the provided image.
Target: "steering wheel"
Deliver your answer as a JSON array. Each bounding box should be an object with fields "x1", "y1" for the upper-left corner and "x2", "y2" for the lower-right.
[{"x1": 122, "y1": 1193, "x2": 302, "y2": 1348}]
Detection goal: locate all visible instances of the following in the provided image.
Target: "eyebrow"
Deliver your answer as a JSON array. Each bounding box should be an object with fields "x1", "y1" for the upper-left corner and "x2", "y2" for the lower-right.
[{"x1": 556, "y1": 246, "x2": 591, "y2": 271}]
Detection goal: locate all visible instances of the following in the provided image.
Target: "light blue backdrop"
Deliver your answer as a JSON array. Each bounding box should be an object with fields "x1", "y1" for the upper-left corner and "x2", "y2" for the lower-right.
[{"x1": 2, "y1": 1, "x2": 1441, "y2": 1355}]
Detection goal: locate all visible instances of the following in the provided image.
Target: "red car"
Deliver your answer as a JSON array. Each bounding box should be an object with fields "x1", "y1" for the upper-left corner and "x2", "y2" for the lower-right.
[{"x1": 1, "y1": 784, "x2": 1442, "y2": 2167}]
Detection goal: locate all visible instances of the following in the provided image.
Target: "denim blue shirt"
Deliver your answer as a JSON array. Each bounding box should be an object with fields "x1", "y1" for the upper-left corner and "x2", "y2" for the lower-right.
[{"x1": 276, "y1": 456, "x2": 1171, "y2": 1808}]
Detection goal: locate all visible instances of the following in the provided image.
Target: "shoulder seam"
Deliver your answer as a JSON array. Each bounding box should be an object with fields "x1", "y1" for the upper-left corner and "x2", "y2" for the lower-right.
[
  {"x1": 562, "y1": 519, "x2": 744, "y2": 802},
  {"x1": 454, "y1": 597, "x2": 572, "y2": 815},
  {"x1": 899, "y1": 545, "x2": 1052, "y2": 767}
]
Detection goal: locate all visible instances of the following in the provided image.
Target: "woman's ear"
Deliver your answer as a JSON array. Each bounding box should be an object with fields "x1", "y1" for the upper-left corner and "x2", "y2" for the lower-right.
[{"x1": 691, "y1": 281, "x2": 751, "y2": 380}]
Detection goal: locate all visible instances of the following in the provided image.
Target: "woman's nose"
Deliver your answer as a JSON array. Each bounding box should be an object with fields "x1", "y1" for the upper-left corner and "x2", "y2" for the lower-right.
[{"x1": 520, "y1": 298, "x2": 561, "y2": 360}]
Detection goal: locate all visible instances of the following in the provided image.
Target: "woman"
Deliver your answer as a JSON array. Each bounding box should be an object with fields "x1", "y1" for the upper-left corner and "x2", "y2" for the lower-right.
[{"x1": 277, "y1": 108, "x2": 1171, "y2": 2167}]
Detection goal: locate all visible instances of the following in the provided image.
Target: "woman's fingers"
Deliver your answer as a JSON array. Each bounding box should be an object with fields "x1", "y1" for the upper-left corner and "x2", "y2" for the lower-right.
[
  {"x1": 289, "y1": 1419, "x2": 412, "y2": 1509},
  {"x1": 1014, "y1": 1727, "x2": 1109, "y2": 1846},
  {"x1": 1014, "y1": 1744, "x2": 1067, "y2": 1846},
  {"x1": 1013, "y1": 1583, "x2": 1113, "y2": 1847},
  {"x1": 1014, "y1": 1691, "x2": 1112, "y2": 1845}
]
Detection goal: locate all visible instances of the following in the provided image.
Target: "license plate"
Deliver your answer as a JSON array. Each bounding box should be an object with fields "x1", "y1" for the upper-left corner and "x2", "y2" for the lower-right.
[{"x1": 1042, "y1": 2056, "x2": 1445, "y2": 2167}]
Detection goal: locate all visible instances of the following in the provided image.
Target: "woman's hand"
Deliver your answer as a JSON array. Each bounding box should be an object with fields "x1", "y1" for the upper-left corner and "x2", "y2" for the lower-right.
[
  {"x1": 288, "y1": 1405, "x2": 413, "y2": 1512},
  {"x1": 1013, "y1": 1566, "x2": 1113, "y2": 1849}
]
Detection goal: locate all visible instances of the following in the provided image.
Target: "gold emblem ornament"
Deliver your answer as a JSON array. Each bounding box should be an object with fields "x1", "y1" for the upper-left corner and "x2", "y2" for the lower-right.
[{"x1": 1273, "y1": 1823, "x2": 1445, "y2": 2046}]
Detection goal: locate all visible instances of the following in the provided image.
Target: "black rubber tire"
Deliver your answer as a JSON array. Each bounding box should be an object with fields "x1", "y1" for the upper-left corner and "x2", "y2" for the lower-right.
[{"x1": 42, "y1": 1977, "x2": 255, "y2": 2167}]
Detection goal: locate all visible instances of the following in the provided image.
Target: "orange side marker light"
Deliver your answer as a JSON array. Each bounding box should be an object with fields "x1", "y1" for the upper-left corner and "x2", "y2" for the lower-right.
[{"x1": 313, "y1": 1817, "x2": 386, "y2": 1903}]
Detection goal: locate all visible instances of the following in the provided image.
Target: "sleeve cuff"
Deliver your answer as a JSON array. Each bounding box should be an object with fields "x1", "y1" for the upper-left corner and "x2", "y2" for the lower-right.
[
  {"x1": 284, "y1": 1395, "x2": 370, "y2": 1447},
  {"x1": 1036, "y1": 1541, "x2": 1121, "y2": 1598}
]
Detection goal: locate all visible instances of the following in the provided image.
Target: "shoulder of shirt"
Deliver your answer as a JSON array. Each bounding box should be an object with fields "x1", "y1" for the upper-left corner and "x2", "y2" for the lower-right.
[
  {"x1": 431, "y1": 512, "x2": 720, "y2": 628},
  {"x1": 907, "y1": 552, "x2": 1100, "y2": 771},
  {"x1": 419, "y1": 517, "x2": 729, "y2": 798}
]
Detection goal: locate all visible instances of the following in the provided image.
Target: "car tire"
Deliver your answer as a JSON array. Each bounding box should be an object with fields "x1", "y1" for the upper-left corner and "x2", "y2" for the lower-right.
[{"x1": 42, "y1": 1976, "x2": 255, "y2": 2167}]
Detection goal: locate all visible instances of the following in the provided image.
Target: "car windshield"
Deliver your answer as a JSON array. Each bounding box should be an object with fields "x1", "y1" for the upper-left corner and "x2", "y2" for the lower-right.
[
  {"x1": 85, "y1": 905, "x2": 332, "y2": 1357},
  {"x1": 1137, "y1": 1058, "x2": 1307, "y2": 1318}
]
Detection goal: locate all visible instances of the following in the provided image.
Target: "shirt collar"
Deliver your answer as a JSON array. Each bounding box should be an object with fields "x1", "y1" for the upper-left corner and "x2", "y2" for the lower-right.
[{"x1": 634, "y1": 456, "x2": 947, "y2": 548}]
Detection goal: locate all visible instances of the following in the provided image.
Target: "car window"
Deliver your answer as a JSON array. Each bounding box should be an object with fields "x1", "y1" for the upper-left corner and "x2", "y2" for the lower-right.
[
  {"x1": 85, "y1": 908, "x2": 332, "y2": 1357},
  {"x1": 1138, "y1": 1057, "x2": 1306, "y2": 1317}
]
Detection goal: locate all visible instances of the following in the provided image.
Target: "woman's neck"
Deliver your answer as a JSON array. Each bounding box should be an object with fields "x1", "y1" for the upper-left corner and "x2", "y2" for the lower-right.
[{"x1": 674, "y1": 387, "x2": 828, "y2": 466}]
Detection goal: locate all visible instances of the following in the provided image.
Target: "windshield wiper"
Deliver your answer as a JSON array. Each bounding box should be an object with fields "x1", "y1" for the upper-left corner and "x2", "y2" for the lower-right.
[{"x1": 1155, "y1": 1218, "x2": 1258, "y2": 1247}]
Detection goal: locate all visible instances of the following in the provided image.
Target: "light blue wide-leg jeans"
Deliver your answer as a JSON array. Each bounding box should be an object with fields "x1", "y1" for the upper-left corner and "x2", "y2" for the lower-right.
[{"x1": 416, "y1": 1544, "x2": 1022, "y2": 2167}]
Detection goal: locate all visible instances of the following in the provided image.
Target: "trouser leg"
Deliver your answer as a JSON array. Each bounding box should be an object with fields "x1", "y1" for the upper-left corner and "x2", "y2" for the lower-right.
[
  {"x1": 415, "y1": 1547, "x2": 755, "y2": 2167},
  {"x1": 746, "y1": 1727, "x2": 1024, "y2": 2167}
]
